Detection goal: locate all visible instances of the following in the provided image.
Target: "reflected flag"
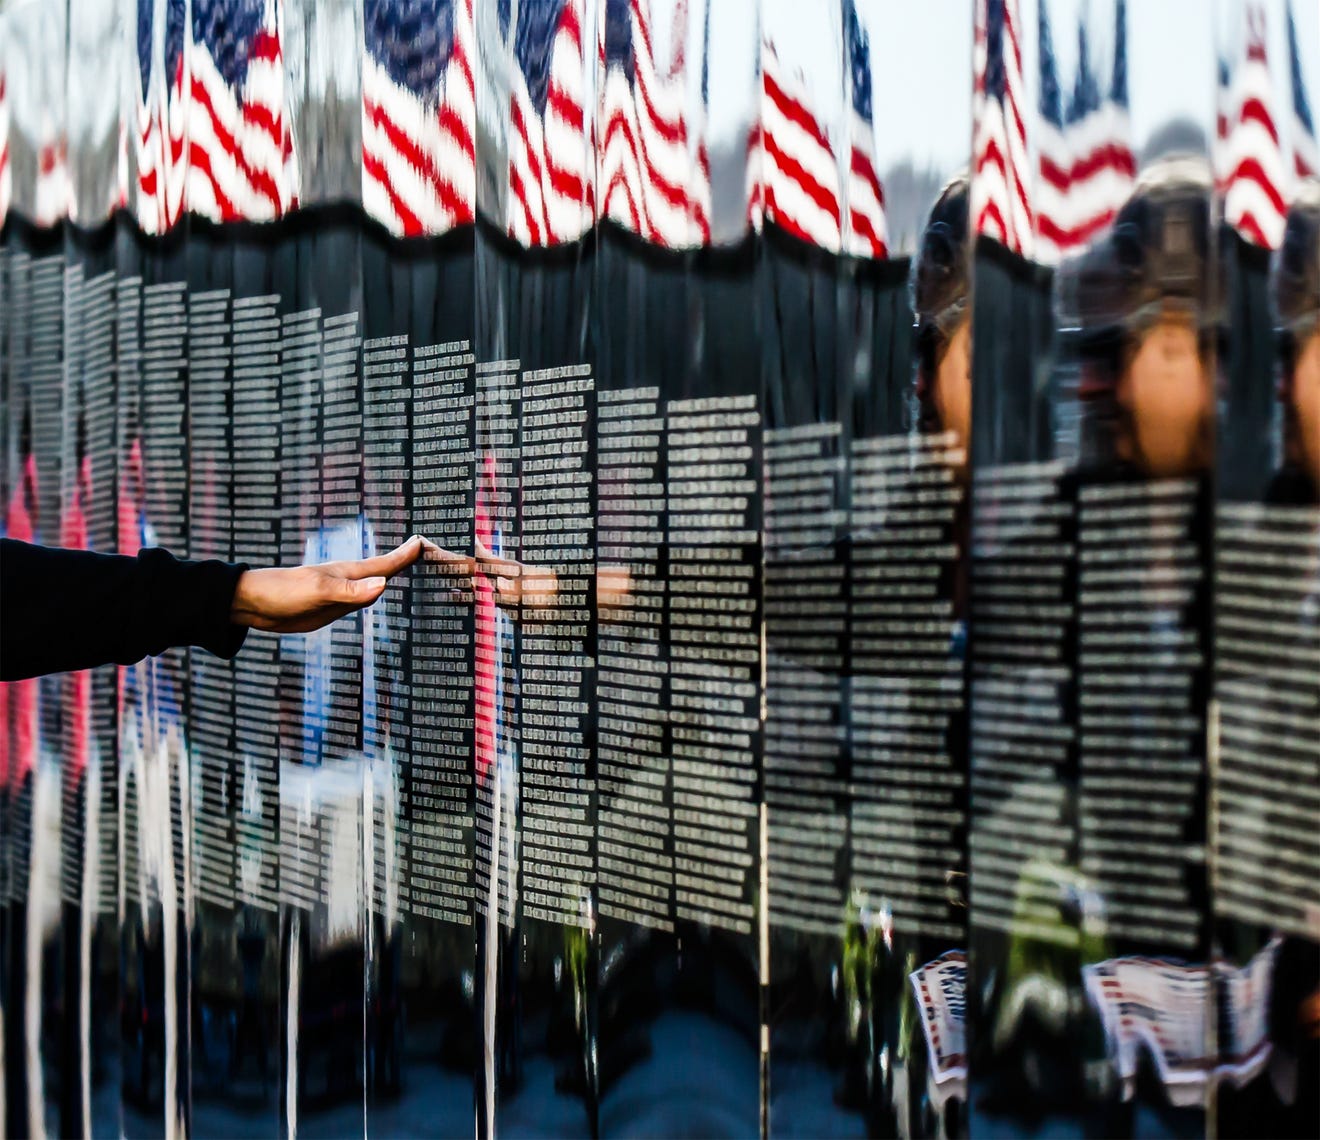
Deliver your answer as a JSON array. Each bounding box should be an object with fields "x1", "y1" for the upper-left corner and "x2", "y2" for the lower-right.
[
  {"x1": 34, "y1": 135, "x2": 70, "y2": 229},
  {"x1": 1223, "y1": 2, "x2": 1288, "y2": 248},
  {"x1": 842, "y1": 0, "x2": 887, "y2": 258},
  {"x1": 0, "y1": 72, "x2": 10, "y2": 225},
  {"x1": 1286, "y1": 0, "x2": 1318, "y2": 180},
  {"x1": 599, "y1": 0, "x2": 711, "y2": 248},
  {"x1": 136, "y1": 0, "x2": 188, "y2": 232},
  {"x1": 760, "y1": 38, "x2": 842, "y2": 251},
  {"x1": 363, "y1": 0, "x2": 476, "y2": 236},
  {"x1": 745, "y1": 29, "x2": 765, "y2": 232},
  {"x1": 187, "y1": 0, "x2": 297, "y2": 222},
  {"x1": 1216, "y1": 56, "x2": 1233, "y2": 191},
  {"x1": 1035, "y1": 0, "x2": 1134, "y2": 263},
  {"x1": 973, "y1": 0, "x2": 1032, "y2": 256},
  {"x1": 506, "y1": 0, "x2": 592, "y2": 247}
]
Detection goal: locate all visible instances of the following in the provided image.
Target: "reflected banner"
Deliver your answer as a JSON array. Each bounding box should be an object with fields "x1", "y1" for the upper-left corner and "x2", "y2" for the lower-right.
[{"x1": 0, "y1": 1, "x2": 1317, "y2": 1138}]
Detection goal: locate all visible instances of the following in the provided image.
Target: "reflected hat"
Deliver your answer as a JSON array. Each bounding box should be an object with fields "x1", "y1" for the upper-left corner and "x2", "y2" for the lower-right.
[
  {"x1": 911, "y1": 174, "x2": 971, "y2": 342},
  {"x1": 1272, "y1": 181, "x2": 1320, "y2": 342},
  {"x1": 1057, "y1": 155, "x2": 1215, "y2": 368}
]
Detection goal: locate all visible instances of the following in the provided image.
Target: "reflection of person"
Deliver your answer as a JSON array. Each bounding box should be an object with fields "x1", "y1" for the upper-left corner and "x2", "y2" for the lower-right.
[
  {"x1": 1256, "y1": 182, "x2": 1320, "y2": 1131},
  {"x1": 0, "y1": 534, "x2": 436, "y2": 681},
  {"x1": 1065, "y1": 157, "x2": 1214, "y2": 479},
  {"x1": 1269, "y1": 182, "x2": 1320, "y2": 502},
  {"x1": 912, "y1": 174, "x2": 972, "y2": 471}
]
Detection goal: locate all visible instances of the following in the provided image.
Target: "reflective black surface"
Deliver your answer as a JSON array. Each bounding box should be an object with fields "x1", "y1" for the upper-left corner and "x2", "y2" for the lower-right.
[{"x1": 1, "y1": 2, "x2": 1318, "y2": 1138}]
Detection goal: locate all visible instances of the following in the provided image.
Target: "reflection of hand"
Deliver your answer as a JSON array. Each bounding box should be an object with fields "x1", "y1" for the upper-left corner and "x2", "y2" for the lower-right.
[
  {"x1": 420, "y1": 537, "x2": 477, "y2": 585},
  {"x1": 471, "y1": 538, "x2": 633, "y2": 615},
  {"x1": 230, "y1": 536, "x2": 426, "y2": 634},
  {"x1": 597, "y1": 564, "x2": 633, "y2": 613},
  {"x1": 474, "y1": 537, "x2": 559, "y2": 611}
]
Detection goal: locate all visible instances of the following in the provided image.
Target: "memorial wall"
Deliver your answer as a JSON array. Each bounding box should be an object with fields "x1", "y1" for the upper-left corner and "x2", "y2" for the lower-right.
[{"x1": 0, "y1": 1, "x2": 1316, "y2": 1138}]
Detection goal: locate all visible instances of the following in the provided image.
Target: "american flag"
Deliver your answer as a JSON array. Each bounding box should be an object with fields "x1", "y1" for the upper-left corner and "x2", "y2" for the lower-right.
[
  {"x1": 1035, "y1": 0, "x2": 1134, "y2": 264},
  {"x1": 759, "y1": 38, "x2": 842, "y2": 251},
  {"x1": 1286, "y1": 0, "x2": 1318, "y2": 180},
  {"x1": 1222, "y1": 2, "x2": 1288, "y2": 249},
  {"x1": 187, "y1": 0, "x2": 297, "y2": 222},
  {"x1": 745, "y1": 31, "x2": 765, "y2": 233},
  {"x1": 363, "y1": 0, "x2": 476, "y2": 237},
  {"x1": 599, "y1": 0, "x2": 711, "y2": 248},
  {"x1": 841, "y1": 0, "x2": 886, "y2": 258},
  {"x1": 1216, "y1": 56, "x2": 1233, "y2": 192},
  {"x1": 136, "y1": 0, "x2": 188, "y2": 233},
  {"x1": 972, "y1": 0, "x2": 1032, "y2": 257},
  {"x1": 0, "y1": 71, "x2": 10, "y2": 225},
  {"x1": 34, "y1": 135, "x2": 70, "y2": 229},
  {"x1": 506, "y1": 0, "x2": 593, "y2": 247}
]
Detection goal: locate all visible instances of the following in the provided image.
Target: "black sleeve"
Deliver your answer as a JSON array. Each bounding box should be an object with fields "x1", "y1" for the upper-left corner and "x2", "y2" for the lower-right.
[{"x1": 0, "y1": 539, "x2": 250, "y2": 681}]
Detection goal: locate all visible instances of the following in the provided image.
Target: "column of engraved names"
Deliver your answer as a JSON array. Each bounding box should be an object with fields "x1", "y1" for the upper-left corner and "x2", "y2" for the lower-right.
[
  {"x1": 666, "y1": 394, "x2": 761, "y2": 934},
  {"x1": 32, "y1": 256, "x2": 64, "y2": 786},
  {"x1": 232, "y1": 294, "x2": 282, "y2": 909},
  {"x1": 1214, "y1": 503, "x2": 1320, "y2": 936},
  {"x1": 364, "y1": 333, "x2": 411, "y2": 918},
  {"x1": 58, "y1": 264, "x2": 86, "y2": 907},
  {"x1": 409, "y1": 341, "x2": 475, "y2": 923},
  {"x1": 278, "y1": 307, "x2": 322, "y2": 911},
  {"x1": 764, "y1": 423, "x2": 846, "y2": 937},
  {"x1": 142, "y1": 279, "x2": 188, "y2": 552},
  {"x1": 1076, "y1": 480, "x2": 1206, "y2": 950},
  {"x1": 322, "y1": 312, "x2": 363, "y2": 758},
  {"x1": 597, "y1": 386, "x2": 671, "y2": 931},
  {"x1": 116, "y1": 269, "x2": 144, "y2": 900},
  {"x1": 31, "y1": 255, "x2": 63, "y2": 547},
  {"x1": 84, "y1": 267, "x2": 120, "y2": 911},
  {"x1": 520, "y1": 364, "x2": 594, "y2": 926},
  {"x1": 187, "y1": 285, "x2": 234, "y2": 909},
  {"x1": 969, "y1": 463, "x2": 1075, "y2": 938},
  {"x1": 848, "y1": 433, "x2": 965, "y2": 940},
  {"x1": 142, "y1": 276, "x2": 190, "y2": 900},
  {"x1": 5, "y1": 253, "x2": 34, "y2": 909},
  {"x1": 474, "y1": 359, "x2": 519, "y2": 926}
]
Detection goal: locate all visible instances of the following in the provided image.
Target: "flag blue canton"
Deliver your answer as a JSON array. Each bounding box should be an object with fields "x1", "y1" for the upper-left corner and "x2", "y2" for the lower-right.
[
  {"x1": 984, "y1": 0, "x2": 1007, "y2": 103},
  {"x1": 843, "y1": 0, "x2": 873, "y2": 123},
  {"x1": 515, "y1": 0, "x2": 570, "y2": 114},
  {"x1": 1067, "y1": 20, "x2": 1100, "y2": 124},
  {"x1": 603, "y1": 0, "x2": 636, "y2": 83},
  {"x1": 364, "y1": 0, "x2": 456, "y2": 101},
  {"x1": 1038, "y1": 0, "x2": 1063, "y2": 128},
  {"x1": 1111, "y1": 0, "x2": 1128, "y2": 108},
  {"x1": 166, "y1": 0, "x2": 187, "y2": 87},
  {"x1": 700, "y1": 0, "x2": 711, "y2": 105},
  {"x1": 193, "y1": 0, "x2": 267, "y2": 90},
  {"x1": 1287, "y1": 1, "x2": 1314, "y2": 133},
  {"x1": 137, "y1": 0, "x2": 152, "y2": 97},
  {"x1": 137, "y1": 0, "x2": 188, "y2": 96}
]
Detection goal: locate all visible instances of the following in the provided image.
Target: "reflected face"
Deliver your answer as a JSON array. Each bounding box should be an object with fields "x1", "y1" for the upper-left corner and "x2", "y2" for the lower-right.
[
  {"x1": 1286, "y1": 329, "x2": 1320, "y2": 486},
  {"x1": 934, "y1": 317, "x2": 973, "y2": 466},
  {"x1": 1116, "y1": 314, "x2": 1212, "y2": 477}
]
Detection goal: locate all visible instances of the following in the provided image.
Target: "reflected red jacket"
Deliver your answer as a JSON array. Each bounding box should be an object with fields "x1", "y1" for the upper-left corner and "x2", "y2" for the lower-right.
[{"x1": 0, "y1": 539, "x2": 248, "y2": 681}]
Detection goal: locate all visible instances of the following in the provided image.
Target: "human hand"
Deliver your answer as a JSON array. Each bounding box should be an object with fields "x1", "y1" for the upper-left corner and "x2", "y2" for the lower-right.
[{"x1": 231, "y1": 535, "x2": 429, "y2": 633}]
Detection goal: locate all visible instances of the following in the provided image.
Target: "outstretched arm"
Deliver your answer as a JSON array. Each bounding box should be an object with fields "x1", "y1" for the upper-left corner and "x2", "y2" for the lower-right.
[
  {"x1": 0, "y1": 535, "x2": 432, "y2": 681},
  {"x1": 230, "y1": 535, "x2": 434, "y2": 633}
]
